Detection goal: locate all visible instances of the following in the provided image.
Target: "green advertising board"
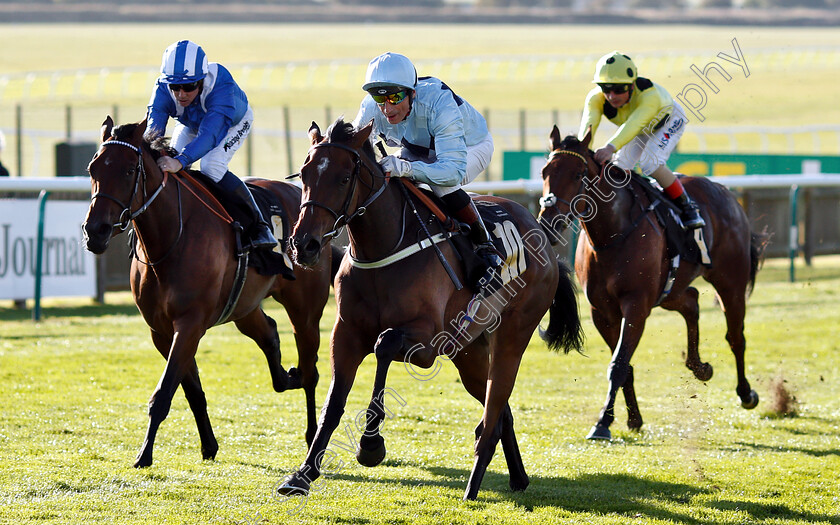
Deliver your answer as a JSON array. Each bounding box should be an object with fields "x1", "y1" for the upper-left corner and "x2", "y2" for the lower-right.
[{"x1": 502, "y1": 151, "x2": 840, "y2": 180}]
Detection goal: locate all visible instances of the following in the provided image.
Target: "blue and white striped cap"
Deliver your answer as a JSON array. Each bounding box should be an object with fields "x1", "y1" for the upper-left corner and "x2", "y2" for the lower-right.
[{"x1": 159, "y1": 40, "x2": 209, "y2": 84}]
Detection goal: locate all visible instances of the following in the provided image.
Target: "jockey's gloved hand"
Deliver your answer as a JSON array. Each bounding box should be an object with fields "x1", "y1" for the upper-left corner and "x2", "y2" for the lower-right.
[
  {"x1": 157, "y1": 156, "x2": 183, "y2": 174},
  {"x1": 379, "y1": 155, "x2": 411, "y2": 178}
]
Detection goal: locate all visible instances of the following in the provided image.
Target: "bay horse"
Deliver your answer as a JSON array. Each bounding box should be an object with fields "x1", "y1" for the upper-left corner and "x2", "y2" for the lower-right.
[
  {"x1": 83, "y1": 116, "x2": 336, "y2": 467},
  {"x1": 277, "y1": 118, "x2": 583, "y2": 501},
  {"x1": 538, "y1": 125, "x2": 766, "y2": 440}
]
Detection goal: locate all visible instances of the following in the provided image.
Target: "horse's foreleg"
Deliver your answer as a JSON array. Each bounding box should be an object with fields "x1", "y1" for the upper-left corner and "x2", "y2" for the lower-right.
[
  {"x1": 148, "y1": 330, "x2": 218, "y2": 462},
  {"x1": 356, "y1": 328, "x2": 404, "y2": 468},
  {"x1": 588, "y1": 311, "x2": 647, "y2": 441},
  {"x1": 235, "y1": 309, "x2": 289, "y2": 393},
  {"x1": 136, "y1": 326, "x2": 205, "y2": 467},
  {"x1": 662, "y1": 286, "x2": 713, "y2": 382},
  {"x1": 718, "y1": 289, "x2": 759, "y2": 409},
  {"x1": 276, "y1": 328, "x2": 366, "y2": 497}
]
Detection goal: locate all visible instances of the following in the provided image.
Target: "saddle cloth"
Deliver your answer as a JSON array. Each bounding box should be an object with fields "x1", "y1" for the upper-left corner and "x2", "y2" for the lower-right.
[
  {"x1": 634, "y1": 174, "x2": 712, "y2": 268},
  {"x1": 415, "y1": 188, "x2": 529, "y2": 293},
  {"x1": 185, "y1": 171, "x2": 296, "y2": 280}
]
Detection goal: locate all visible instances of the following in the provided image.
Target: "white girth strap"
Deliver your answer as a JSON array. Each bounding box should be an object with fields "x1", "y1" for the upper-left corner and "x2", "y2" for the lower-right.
[{"x1": 348, "y1": 232, "x2": 453, "y2": 269}]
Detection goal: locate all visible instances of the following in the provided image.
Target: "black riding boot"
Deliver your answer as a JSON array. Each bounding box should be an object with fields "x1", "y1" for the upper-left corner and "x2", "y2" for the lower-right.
[
  {"x1": 452, "y1": 199, "x2": 503, "y2": 269},
  {"x1": 673, "y1": 191, "x2": 706, "y2": 230},
  {"x1": 230, "y1": 183, "x2": 278, "y2": 250}
]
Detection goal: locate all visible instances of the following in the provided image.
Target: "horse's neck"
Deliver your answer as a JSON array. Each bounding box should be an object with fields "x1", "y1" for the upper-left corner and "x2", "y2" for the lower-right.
[
  {"x1": 580, "y1": 175, "x2": 640, "y2": 246},
  {"x1": 346, "y1": 182, "x2": 410, "y2": 261}
]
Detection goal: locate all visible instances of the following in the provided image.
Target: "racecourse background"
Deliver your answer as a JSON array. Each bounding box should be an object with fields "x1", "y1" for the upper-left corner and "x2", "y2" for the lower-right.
[
  {"x1": 1, "y1": 24, "x2": 839, "y2": 180},
  {"x1": 1, "y1": 20, "x2": 840, "y2": 525}
]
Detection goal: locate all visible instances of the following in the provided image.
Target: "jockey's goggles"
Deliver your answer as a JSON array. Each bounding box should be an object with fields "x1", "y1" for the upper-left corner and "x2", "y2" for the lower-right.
[
  {"x1": 169, "y1": 81, "x2": 201, "y2": 93},
  {"x1": 599, "y1": 83, "x2": 632, "y2": 94},
  {"x1": 371, "y1": 90, "x2": 408, "y2": 106}
]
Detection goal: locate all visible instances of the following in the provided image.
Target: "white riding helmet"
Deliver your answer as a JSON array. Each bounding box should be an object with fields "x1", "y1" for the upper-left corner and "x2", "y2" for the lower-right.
[
  {"x1": 160, "y1": 40, "x2": 209, "y2": 84},
  {"x1": 362, "y1": 52, "x2": 418, "y2": 94}
]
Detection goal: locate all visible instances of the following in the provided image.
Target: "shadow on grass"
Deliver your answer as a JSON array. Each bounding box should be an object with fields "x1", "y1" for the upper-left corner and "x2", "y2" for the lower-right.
[
  {"x1": 726, "y1": 440, "x2": 839, "y2": 458},
  {"x1": 326, "y1": 462, "x2": 839, "y2": 524}
]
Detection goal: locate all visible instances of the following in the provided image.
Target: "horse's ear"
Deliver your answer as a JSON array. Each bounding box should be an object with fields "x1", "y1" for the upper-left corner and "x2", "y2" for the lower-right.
[
  {"x1": 581, "y1": 126, "x2": 592, "y2": 149},
  {"x1": 101, "y1": 116, "x2": 114, "y2": 143},
  {"x1": 353, "y1": 121, "x2": 374, "y2": 148},
  {"x1": 138, "y1": 119, "x2": 148, "y2": 136},
  {"x1": 549, "y1": 125, "x2": 562, "y2": 150},
  {"x1": 308, "y1": 122, "x2": 323, "y2": 145}
]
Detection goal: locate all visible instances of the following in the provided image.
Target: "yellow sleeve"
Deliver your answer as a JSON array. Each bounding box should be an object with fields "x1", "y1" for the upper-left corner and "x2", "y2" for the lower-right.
[
  {"x1": 578, "y1": 87, "x2": 603, "y2": 142},
  {"x1": 607, "y1": 85, "x2": 672, "y2": 150}
]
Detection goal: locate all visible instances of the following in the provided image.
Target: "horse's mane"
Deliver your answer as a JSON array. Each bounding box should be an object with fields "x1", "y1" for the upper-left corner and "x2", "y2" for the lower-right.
[
  {"x1": 325, "y1": 117, "x2": 377, "y2": 160},
  {"x1": 559, "y1": 134, "x2": 589, "y2": 152},
  {"x1": 111, "y1": 123, "x2": 140, "y2": 142}
]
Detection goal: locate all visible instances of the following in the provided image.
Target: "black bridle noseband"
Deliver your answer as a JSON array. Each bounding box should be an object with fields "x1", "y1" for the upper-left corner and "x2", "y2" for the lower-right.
[{"x1": 299, "y1": 141, "x2": 388, "y2": 242}]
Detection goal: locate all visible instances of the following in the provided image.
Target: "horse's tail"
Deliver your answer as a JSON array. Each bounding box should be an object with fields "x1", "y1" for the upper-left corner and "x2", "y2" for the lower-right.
[
  {"x1": 748, "y1": 227, "x2": 771, "y2": 296},
  {"x1": 539, "y1": 261, "x2": 584, "y2": 354},
  {"x1": 329, "y1": 243, "x2": 345, "y2": 285}
]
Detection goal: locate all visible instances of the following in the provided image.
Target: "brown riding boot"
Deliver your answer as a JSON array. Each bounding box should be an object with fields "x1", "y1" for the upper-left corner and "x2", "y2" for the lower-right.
[{"x1": 453, "y1": 200, "x2": 503, "y2": 269}]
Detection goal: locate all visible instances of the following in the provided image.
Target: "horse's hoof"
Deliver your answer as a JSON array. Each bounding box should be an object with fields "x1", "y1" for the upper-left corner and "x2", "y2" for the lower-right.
[
  {"x1": 356, "y1": 435, "x2": 386, "y2": 467},
  {"x1": 509, "y1": 474, "x2": 530, "y2": 492},
  {"x1": 285, "y1": 367, "x2": 303, "y2": 390},
  {"x1": 741, "y1": 389, "x2": 759, "y2": 410},
  {"x1": 586, "y1": 425, "x2": 611, "y2": 441},
  {"x1": 692, "y1": 362, "x2": 714, "y2": 382},
  {"x1": 272, "y1": 371, "x2": 290, "y2": 393},
  {"x1": 275, "y1": 473, "x2": 310, "y2": 498},
  {"x1": 133, "y1": 454, "x2": 152, "y2": 468},
  {"x1": 201, "y1": 445, "x2": 218, "y2": 461}
]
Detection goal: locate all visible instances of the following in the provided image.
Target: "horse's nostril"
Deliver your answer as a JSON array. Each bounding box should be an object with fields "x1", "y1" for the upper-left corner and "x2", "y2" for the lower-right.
[{"x1": 303, "y1": 238, "x2": 321, "y2": 256}]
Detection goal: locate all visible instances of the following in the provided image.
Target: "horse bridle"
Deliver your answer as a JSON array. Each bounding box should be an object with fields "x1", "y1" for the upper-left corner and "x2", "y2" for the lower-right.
[
  {"x1": 90, "y1": 138, "x2": 183, "y2": 266},
  {"x1": 538, "y1": 148, "x2": 593, "y2": 227},
  {"x1": 299, "y1": 141, "x2": 389, "y2": 242},
  {"x1": 91, "y1": 139, "x2": 168, "y2": 231}
]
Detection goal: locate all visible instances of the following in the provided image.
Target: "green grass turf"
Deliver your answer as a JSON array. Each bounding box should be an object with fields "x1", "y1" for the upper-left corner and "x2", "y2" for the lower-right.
[{"x1": 1, "y1": 255, "x2": 838, "y2": 524}]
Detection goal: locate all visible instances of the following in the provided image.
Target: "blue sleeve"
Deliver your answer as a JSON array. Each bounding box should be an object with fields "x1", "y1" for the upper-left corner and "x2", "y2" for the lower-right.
[
  {"x1": 409, "y1": 91, "x2": 467, "y2": 187},
  {"x1": 145, "y1": 83, "x2": 175, "y2": 139},
  {"x1": 178, "y1": 82, "x2": 237, "y2": 166}
]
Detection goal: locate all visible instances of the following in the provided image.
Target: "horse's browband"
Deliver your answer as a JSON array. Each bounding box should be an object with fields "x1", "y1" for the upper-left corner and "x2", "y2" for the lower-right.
[
  {"x1": 102, "y1": 139, "x2": 141, "y2": 155},
  {"x1": 548, "y1": 149, "x2": 588, "y2": 165}
]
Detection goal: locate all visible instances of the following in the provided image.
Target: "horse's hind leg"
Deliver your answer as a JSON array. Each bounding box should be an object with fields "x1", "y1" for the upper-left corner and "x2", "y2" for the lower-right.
[
  {"x1": 234, "y1": 308, "x2": 289, "y2": 393},
  {"x1": 661, "y1": 286, "x2": 713, "y2": 382},
  {"x1": 716, "y1": 286, "x2": 759, "y2": 409},
  {"x1": 464, "y1": 332, "x2": 529, "y2": 501},
  {"x1": 499, "y1": 404, "x2": 528, "y2": 491},
  {"x1": 454, "y1": 350, "x2": 528, "y2": 493},
  {"x1": 282, "y1": 295, "x2": 326, "y2": 446}
]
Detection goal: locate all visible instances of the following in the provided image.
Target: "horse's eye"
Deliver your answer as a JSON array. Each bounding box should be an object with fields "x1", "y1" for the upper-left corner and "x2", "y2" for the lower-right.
[{"x1": 341, "y1": 175, "x2": 351, "y2": 185}]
